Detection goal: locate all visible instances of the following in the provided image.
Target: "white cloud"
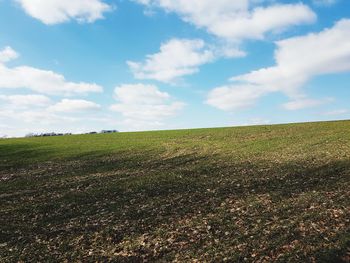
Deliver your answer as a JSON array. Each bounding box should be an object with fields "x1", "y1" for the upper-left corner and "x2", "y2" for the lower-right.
[
  {"x1": 248, "y1": 118, "x2": 271, "y2": 126},
  {"x1": 216, "y1": 44, "x2": 247, "y2": 59},
  {"x1": 19, "y1": 111, "x2": 78, "y2": 124},
  {"x1": 48, "y1": 99, "x2": 101, "y2": 113},
  {"x1": 238, "y1": 118, "x2": 271, "y2": 126},
  {"x1": 206, "y1": 84, "x2": 265, "y2": 111},
  {"x1": 234, "y1": 19, "x2": 350, "y2": 92},
  {"x1": 208, "y1": 4, "x2": 316, "y2": 41},
  {"x1": 134, "y1": 1, "x2": 316, "y2": 42},
  {"x1": 323, "y1": 109, "x2": 349, "y2": 116},
  {"x1": 0, "y1": 107, "x2": 78, "y2": 137},
  {"x1": 0, "y1": 46, "x2": 19, "y2": 63},
  {"x1": 113, "y1": 83, "x2": 170, "y2": 105},
  {"x1": 127, "y1": 39, "x2": 214, "y2": 83},
  {"x1": 110, "y1": 83, "x2": 185, "y2": 130},
  {"x1": 0, "y1": 103, "x2": 114, "y2": 137},
  {"x1": 16, "y1": 0, "x2": 112, "y2": 25},
  {"x1": 0, "y1": 46, "x2": 103, "y2": 95},
  {"x1": 112, "y1": 102, "x2": 184, "y2": 122},
  {"x1": 207, "y1": 19, "x2": 350, "y2": 111},
  {"x1": 0, "y1": 94, "x2": 52, "y2": 108},
  {"x1": 282, "y1": 98, "x2": 334, "y2": 111}
]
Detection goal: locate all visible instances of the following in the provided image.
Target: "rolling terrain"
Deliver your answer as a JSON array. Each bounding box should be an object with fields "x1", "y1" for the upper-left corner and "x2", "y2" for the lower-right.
[{"x1": 0, "y1": 121, "x2": 349, "y2": 262}]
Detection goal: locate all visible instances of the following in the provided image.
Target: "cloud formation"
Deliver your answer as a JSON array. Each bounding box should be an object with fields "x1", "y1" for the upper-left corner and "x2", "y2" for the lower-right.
[
  {"x1": 0, "y1": 95, "x2": 105, "y2": 137},
  {"x1": 207, "y1": 19, "x2": 350, "y2": 111},
  {"x1": 0, "y1": 94, "x2": 52, "y2": 108},
  {"x1": 282, "y1": 98, "x2": 334, "y2": 111},
  {"x1": 16, "y1": 0, "x2": 112, "y2": 25},
  {"x1": 127, "y1": 39, "x2": 214, "y2": 83},
  {"x1": 48, "y1": 99, "x2": 101, "y2": 112},
  {"x1": 323, "y1": 109, "x2": 349, "y2": 116},
  {"x1": 0, "y1": 46, "x2": 19, "y2": 63},
  {"x1": 206, "y1": 84, "x2": 264, "y2": 111},
  {"x1": 110, "y1": 83, "x2": 185, "y2": 130},
  {"x1": 0, "y1": 46, "x2": 103, "y2": 95},
  {"x1": 134, "y1": 0, "x2": 316, "y2": 42}
]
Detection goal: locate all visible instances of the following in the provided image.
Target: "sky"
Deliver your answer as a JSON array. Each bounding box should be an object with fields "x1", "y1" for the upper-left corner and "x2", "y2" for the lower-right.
[{"x1": 0, "y1": 0, "x2": 349, "y2": 137}]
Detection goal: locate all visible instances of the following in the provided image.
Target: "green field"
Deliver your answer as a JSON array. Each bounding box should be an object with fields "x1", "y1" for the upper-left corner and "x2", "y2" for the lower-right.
[{"x1": 1, "y1": 120, "x2": 349, "y2": 262}]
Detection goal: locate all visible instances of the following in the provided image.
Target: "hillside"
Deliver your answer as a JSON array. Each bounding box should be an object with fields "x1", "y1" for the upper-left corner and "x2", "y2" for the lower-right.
[{"x1": 0, "y1": 121, "x2": 349, "y2": 262}]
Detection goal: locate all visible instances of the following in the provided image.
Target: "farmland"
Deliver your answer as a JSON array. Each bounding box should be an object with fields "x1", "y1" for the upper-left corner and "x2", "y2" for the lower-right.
[{"x1": 0, "y1": 120, "x2": 349, "y2": 262}]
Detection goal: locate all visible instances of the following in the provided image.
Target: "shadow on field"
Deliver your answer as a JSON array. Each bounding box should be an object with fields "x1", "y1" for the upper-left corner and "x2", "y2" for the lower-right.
[
  {"x1": 0, "y1": 143, "x2": 55, "y2": 170},
  {"x1": 0, "y1": 141, "x2": 123, "y2": 171},
  {"x1": 1, "y1": 152, "x2": 349, "y2": 262}
]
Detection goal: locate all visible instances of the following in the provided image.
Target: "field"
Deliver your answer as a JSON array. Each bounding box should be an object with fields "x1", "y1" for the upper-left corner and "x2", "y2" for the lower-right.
[{"x1": 0, "y1": 120, "x2": 349, "y2": 262}]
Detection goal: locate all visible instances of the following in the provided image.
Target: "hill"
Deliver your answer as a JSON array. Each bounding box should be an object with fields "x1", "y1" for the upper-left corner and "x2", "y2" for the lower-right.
[{"x1": 0, "y1": 121, "x2": 349, "y2": 262}]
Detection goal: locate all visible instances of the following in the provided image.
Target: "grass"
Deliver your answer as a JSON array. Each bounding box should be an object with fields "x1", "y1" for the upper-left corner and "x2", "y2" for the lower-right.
[{"x1": 0, "y1": 120, "x2": 349, "y2": 262}]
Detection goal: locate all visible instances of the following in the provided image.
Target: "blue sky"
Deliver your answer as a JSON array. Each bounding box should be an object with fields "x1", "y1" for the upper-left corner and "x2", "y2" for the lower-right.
[{"x1": 0, "y1": 0, "x2": 349, "y2": 137}]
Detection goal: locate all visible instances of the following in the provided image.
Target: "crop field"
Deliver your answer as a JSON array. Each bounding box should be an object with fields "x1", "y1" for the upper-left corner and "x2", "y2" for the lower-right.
[{"x1": 0, "y1": 120, "x2": 349, "y2": 262}]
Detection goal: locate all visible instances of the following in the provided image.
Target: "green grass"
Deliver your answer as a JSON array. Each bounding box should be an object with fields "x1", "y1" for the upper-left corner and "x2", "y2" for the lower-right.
[{"x1": 1, "y1": 120, "x2": 349, "y2": 262}]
